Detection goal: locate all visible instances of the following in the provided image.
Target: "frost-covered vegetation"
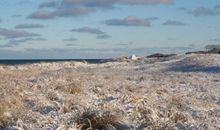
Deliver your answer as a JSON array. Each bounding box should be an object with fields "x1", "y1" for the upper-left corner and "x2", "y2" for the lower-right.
[{"x1": 0, "y1": 54, "x2": 220, "y2": 130}]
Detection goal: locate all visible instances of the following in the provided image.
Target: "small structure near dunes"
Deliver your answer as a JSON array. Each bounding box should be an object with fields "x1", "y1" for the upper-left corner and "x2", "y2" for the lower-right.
[
  {"x1": 130, "y1": 54, "x2": 141, "y2": 60},
  {"x1": 109, "y1": 54, "x2": 141, "y2": 62}
]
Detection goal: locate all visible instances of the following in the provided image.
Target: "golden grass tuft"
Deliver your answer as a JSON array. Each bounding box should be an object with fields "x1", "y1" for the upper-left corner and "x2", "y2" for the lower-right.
[
  {"x1": 168, "y1": 94, "x2": 186, "y2": 111},
  {"x1": 66, "y1": 86, "x2": 82, "y2": 95},
  {"x1": 0, "y1": 101, "x2": 13, "y2": 128},
  {"x1": 47, "y1": 91, "x2": 59, "y2": 101},
  {"x1": 63, "y1": 83, "x2": 82, "y2": 94},
  {"x1": 0, "y1": 92, "x2": 25, "y2": 129},
  {"x1": 76, "y1": 111, "x2": 121, "y2": 130},
  {"x1": 170, "y1": 112, "x2": 188, "y2": 123},
  {"x1": 0, "y1": 102, "x2": 7, "y2": 121}
]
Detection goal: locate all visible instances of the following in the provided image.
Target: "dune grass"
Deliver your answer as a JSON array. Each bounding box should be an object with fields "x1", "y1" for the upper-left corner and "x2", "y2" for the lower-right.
[{"x1": 76, "y1": 110, "x2": 121, "y2": 130}]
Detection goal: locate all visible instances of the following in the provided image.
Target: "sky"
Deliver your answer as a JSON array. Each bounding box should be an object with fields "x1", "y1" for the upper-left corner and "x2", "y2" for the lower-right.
[{"x1": 0, "y1": 0, "x2": 220, "y2": 59}]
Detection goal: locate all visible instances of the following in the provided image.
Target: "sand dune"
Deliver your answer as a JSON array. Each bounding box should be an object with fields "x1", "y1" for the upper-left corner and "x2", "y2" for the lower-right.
[{"x1": 0, "y1": 54, "x2": 220, "y2": 130}]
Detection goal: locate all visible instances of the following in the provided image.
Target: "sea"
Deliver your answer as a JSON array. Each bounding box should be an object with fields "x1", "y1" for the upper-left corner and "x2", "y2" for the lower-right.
[{"x1": 0, "y1": 59, "x2": 107, "y2": 65}]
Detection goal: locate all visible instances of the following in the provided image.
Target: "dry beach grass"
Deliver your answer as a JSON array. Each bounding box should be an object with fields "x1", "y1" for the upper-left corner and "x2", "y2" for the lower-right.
[{"x1": 0, "y1": 54, "x2": 219, "y2": 130}]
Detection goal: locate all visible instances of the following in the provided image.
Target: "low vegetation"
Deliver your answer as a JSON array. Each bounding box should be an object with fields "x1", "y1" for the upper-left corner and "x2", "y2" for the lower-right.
[
  {"x1": 0, "y1": 54, "x2": 219, "y2": 129},
  {"x1": 76, "y1": 110, "x2": 121, "y2": 130}
]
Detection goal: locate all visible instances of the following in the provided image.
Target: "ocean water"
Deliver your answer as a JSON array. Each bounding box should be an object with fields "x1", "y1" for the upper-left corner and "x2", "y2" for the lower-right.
[{"x1": 0, "y1": 59, "x2": 107, "y2": 65}]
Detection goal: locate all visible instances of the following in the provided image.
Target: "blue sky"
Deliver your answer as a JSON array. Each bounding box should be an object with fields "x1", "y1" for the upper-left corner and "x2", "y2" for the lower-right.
[{"x1": 0, "y1": 0, "x2": 220, "y2": 59}]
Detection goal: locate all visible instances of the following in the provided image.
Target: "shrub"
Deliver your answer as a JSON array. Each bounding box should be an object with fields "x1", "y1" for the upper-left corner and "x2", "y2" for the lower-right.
[
  {"x1": 63, "y1": 83, "x2": 82, "y2": 94},
  {"x1": 0, "y1": 104, "x2": 7, "y2": 128},
  {"x1": 0, "y1": 97, "x2": 24, "y2": 129},
  {"x1": 76, "y1": 110, "x2": 121, "y2": 130},
  {"x1": 0, "y1": 101, "x2": 12, "y2": 128}
]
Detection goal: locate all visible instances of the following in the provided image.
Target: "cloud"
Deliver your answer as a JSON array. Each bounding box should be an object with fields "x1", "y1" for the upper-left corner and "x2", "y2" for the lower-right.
[
  {"x1": 70, "y1": 0, "x2": 173, "y2": 5},
  {"x1": 104, "y1": 16, "x2": 151, "y2": 26},
  {"x1": 214, "y1": 5, "x2": 220, "y2": 10},
  {"x1": 31, "y1": 38, "x2": 48, "y2": 41},
  {"x1": 63, "y1": 38, "x2": 78, "y2": 41},
  {"x1": 162, "y1": 20, "x2": 187, "y2": 26},
  {"x1": 54, "y1": 7, "x2": 94, "y2": 17},
  {"x1": 96, "y1": 34, "x2": 111, "y2": 39},
  {"x1": 116, "y1": 41, "x2": 133, "y2": 47},
  {"x1": 29, "y1": 0, "x2": 173, "y2": 20},
  {"x1": 177, "y1": 7, "x2": 187, "y2": 11},
  {"x1": 210, "y1": 38, "x2": 219, "y2": 42},
  {"x1": 119, "y1": 0, "x2": 173, "y2": 4},
  {"x1": 0, "y1": 43, "x2": 20, "y2": 48},
  {"x1": 12, "y1": 14, "x2": 22, "y2": 18},
  {"x1": 71, "y1": 27, "x2": 111, "y2": 39},
  {"x1": 71, "y1": 27, "x2": 105, "y2": 34},
  {"x1": 17, "y1": 0, "x2": 32, "y2": 5},
  {"x1": 2, "y1": 39, "x2": 31, "y2": 48},
  {"x1": 66, "y1": 43, "x2": 77, "y2": 46},
  {"x1": 168, "y1": 38, "x2": 175, "y2": 40},
  {"x1": 0, "y1": 19, "x2": 2, "y2": 23},
  {"x1": 39, "y1": 1, "x2": 57, "y2": 8},
  {"x1": 145, "y1": 17, "x2": 160, "y2": 21},
  {"x1": 15, "y1": 24, "x2": 44, "y2": 29},
  {"x1": 27, "y1": 11, "x2": 56, "y2": 20},
  {"x1": 28, "y1": 7, "x2": 94, "y2": 20},
  {"x1": 189, "y1": 7, "x2": 220, "y2": 17},
  {"x1": 41, "y1": 0, "x2": 173, "y2": 8},
  {"x1": 0, "y1": 37, "x2": 47, "y2": 48},
  {"x1": 0, "y1": 28, "x2": 40, "y2": 39}
]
